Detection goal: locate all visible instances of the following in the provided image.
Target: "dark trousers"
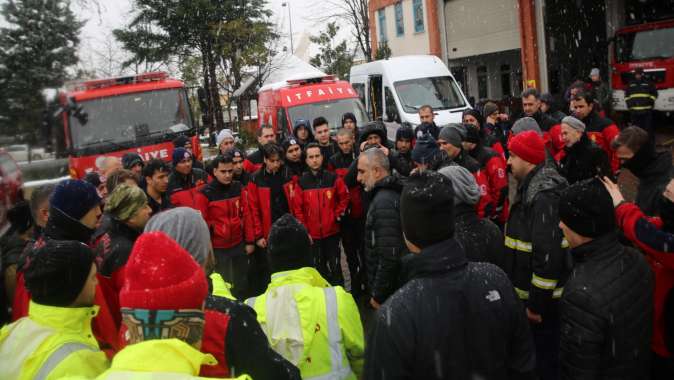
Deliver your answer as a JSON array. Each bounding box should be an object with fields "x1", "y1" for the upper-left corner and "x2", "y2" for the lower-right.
[
  {"x1": 312, "y1": 234, "x2": 343, "y2": 286},
  {"x1": 214, "y1": 243, "x2": 249, "y2": 300},
  {"x1": 631, "y1": 111, "x2": 655, "y2": 146},
  {"x1": 247, "y1": 246, "x2": 271, "y2": 298},
  {"x1": 341, "y1": 217, "x2": 366, "y2": 298},
  {"x1": 531, "y1": 308, "x2": 560, "y2": 380}
]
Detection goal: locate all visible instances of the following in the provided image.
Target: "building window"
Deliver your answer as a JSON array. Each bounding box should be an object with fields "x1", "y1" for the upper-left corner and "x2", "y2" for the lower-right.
[
  {"x1": 378, "y1": 9, "x2": 388, "y2": 43},
  {"x1": 413, "y1": 0, "x2": 424, "y2": 33},
  {"x1": 500, "y1": 64, "x2": 512, "y2": 97},
  {"x1": 395, "y1": 3, "x2": 404, "y2": 36},
  {"x1": 477, "y1": 66, "x2": 488, "y2": 100}
]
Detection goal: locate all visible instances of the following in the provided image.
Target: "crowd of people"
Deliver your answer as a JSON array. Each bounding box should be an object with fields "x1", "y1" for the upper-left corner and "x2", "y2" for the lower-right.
[{"x1": 0, "y1": 78, "x2": 671, "y2": 379}]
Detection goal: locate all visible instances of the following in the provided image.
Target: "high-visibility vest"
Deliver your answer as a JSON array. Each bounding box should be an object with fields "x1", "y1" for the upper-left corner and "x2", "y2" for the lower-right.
[
  {"x1": 246, "y1": 267, "x2": 364, "y2": 380},
  {"x1": 0, "y1": 301, "x2": 109, "y2": 380}
]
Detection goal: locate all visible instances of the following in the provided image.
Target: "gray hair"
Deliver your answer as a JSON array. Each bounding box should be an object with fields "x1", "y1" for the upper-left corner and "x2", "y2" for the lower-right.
[{"x1": 362, "y1": 147, "x2": 390, "y2": 173}]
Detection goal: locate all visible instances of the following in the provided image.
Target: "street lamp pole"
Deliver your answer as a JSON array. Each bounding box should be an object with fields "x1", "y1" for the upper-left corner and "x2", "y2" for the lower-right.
[{"x1": 281, "y1": 2, "x2": 294, "y2": 54}]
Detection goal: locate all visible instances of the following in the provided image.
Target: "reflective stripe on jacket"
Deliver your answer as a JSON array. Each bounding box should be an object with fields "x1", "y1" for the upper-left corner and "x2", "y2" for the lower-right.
[
  {"x1": 246, "y1": 267, "x2": 364, "y2": 379},
  {"x1": 0, "y1": 301, "x2": 109, "y2": 380}
]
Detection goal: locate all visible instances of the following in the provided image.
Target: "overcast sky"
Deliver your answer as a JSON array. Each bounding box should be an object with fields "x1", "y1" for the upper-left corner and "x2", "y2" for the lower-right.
[{"x1": 75, "y1": 0, "x2": 334, "y2": 72}]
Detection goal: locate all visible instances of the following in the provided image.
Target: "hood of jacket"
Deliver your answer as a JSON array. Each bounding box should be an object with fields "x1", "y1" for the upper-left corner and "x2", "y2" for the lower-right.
[
  {"x1": 402, "y1": 238, "x2": 467, "y2": 282},
  {"x1": 268, "y1": 267, "x2": 331, "y2": 289},
  {"x1": 107, "y1": 339, "x2": 217, "y2": 375},
  {"x1": 522, "y1": 161, "x2": 568, "y2": 205}
]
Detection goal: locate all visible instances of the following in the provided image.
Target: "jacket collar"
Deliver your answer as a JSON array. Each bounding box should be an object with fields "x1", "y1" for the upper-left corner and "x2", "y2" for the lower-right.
[
  {"x1": 371, "y1": 175, "x2": 403, "y2": 195},
  {"x1": 570, "y1": 232, "x2": 621, "y2": 263},
  {"x1": 110, "y1": 217, "x2": 142, "y2": 240},
  {"x1": 565, "y1": 133, "x2": 591, "y2": 154},
  {"x1": 109, "y1": 339, "x2": 217, "y2": 374},
  {"x1": 402, "y1": 238, "x2": 467, "y2": 282},
  {"x1": 28, "y1": 301, "x2": 99, "y2": 335},
  {"x1": 269, "y1": 267, "x2": 331, "y2": 289}
]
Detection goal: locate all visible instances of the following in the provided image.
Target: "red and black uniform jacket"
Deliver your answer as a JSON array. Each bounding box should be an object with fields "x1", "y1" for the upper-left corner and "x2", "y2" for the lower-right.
[
  {"x1": 329, "y1": 151, "x2": 365, "y2": 219},
  {"x1": 167, "y1": 168, "x2": 208, "y2": 209},
  {"x1": 243, "y1": 148, "x2": 264, "y2": 174},
  {"x1": 296, "y1": 170, "x2": 349, "y2": 240},
  {"x1": 470, "y1": 145, "x2": 509, "y2": 223},
  {"x1": 581, "y1": 111, "x2": 620, "y2": 172},
  {"x1": 456, "y1": 151, "x2": 494, "y2": 219},
  {"x1": 200, "y1": 291, "x2": 301, "y2": 379},
  {"x1": 246, "y1": 166, "x2": 302, "y2": 242},
  {"x1": 616, "y1": 202, "x2": 674, "y2": 358},
  {"x1": 195, "y1": 180, "x2": 245, "y2": 250}
]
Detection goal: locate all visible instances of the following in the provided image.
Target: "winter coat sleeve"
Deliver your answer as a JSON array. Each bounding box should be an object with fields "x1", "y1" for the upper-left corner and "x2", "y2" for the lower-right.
[
  {"x1": 343, "y1": 159, "x2": 359, "y2": 188},
  {"x1": 559, "y1": 289, "x2": 605, "y2": 379},
  {"x1": 602, "y1": 123, "x2": 620, "y2": 173},
  {"x1": 369, "y1": 195, "x2": 404, "y2": 304},
  {"x1": 616, "y1": 202, "x2": 674, "y2": 256},
  {"x1": 363, "y1": 302, "x2": 415, "y2": 380},
  {"x1": 194, "y1": 191, "x2": 210, "y2": 226},
  {"x1": 334, "y1": 177, "x2": 350, "y2": 220},
  {"x1": 485, "y1": 156, "x2": 508, "y2": 217},
  {"x1": 227, "y1": 304, "x2": 302, "y2": 380},
  {"x1": 246, "y1": 181, "x2": 263, "y2": 242},
  {"x1": 336, "y1": 287, "x2": 365, "y2": 377},
  {"x1": 528, "y1": 192, "x2": 566, "y2": 316},
  {"x1": 242, "y1": 184, "x2": 255, "y2": 245}
]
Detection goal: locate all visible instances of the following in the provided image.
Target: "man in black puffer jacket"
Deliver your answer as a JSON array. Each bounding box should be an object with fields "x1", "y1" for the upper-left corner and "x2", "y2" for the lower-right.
[
  {"x1": 365, "y1": 171, "x2": 535, "y2": 380},
  {"x1": 558, "y1": 179, "x2": 653, "y2": 379},
  {"x1": 614, "y1": 126, "x2": 674, "y2": 216},
  {"x1": 357, "y1": 147, "x2": 407, "y2": 309}
]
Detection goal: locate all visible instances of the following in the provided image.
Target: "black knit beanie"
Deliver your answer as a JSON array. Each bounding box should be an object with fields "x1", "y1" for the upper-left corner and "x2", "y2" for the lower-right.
[
  {"x1": 24, "y1": 239, "x2": 95, "y2": 306},
  {"x1": 268, "y1": 214, "x2": 313, "y2": 273},
  {"x1": 401, "y1": 170, "x2": 455, "y2": 248},
  {"x1": 559, "y1": 178, "x2": 616, "y2": 238},
  {"x1": 411, "y1": 133, "x2": 439, "y2": 164},
  {"x1": 463, "y1": 108, "x2": 485, "y2": 129}
]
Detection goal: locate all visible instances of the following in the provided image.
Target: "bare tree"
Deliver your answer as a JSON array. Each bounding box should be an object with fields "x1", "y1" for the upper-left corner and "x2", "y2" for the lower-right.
[{"x1": 316, "y1": 0, "x2": 371, "y2": 62}]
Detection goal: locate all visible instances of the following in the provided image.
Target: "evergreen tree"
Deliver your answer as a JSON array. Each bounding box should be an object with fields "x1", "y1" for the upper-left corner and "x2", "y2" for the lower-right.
[
  {"x1": 0, "y1": 0, "x2": 83, "y2": 138},
  {"x1": 309, "y1": 22, "x2": 354, "y2": 80}
]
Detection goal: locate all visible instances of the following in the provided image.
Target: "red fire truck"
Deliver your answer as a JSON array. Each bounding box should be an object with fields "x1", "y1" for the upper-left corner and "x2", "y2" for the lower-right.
[
  {"x1": 57, "y1": 72, "x2": 201, "y2": 178},
  {"x1": 611, "y1": 18, "x2": 674, "y2": 116},
  {"x1": 257, "y1": 75, "x2": 368, "y2": 140}
]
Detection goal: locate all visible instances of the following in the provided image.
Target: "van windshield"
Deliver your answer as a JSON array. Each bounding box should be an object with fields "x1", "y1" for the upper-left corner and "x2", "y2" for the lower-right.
[
  {"x1": 394, "y1": 76, "x2": 466, "y2": 113},
  {"x1": 287, "y1": 98, "x2": 369, "y2": 132}
]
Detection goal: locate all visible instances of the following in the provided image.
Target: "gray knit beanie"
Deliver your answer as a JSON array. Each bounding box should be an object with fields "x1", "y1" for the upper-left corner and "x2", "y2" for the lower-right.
[
  {"x1": 438, "y1": 165, "x2": 480, "y2": 206},
  {"x1": 512, "y1": 117, "x2": 542, "y2": 136},
  {"x1": 144, "y1": 207, "x2": 210, "y2": 265},
  {"x1": 561, "y1": 116, "x2": 585, "y2": 132},
  {"x1": 438, "y1": 125, "x2": 464, "y2": 148}
]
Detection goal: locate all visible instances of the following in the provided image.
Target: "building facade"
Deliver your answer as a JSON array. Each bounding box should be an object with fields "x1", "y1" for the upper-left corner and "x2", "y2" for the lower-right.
[{"x1": 369, "y1": 0, "x2": 672, "y2": 104}]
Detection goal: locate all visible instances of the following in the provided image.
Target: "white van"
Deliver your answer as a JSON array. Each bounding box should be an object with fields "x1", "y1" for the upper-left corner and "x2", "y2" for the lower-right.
[{"x1": 350, "y1": 55, "x2": 471, "y2": 140}]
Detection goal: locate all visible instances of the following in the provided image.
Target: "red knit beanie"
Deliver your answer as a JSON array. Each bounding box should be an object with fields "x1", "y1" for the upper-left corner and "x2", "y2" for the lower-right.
[
  {"x1": 508, "y1": 130, "x2": 546, "y2": 165},
  {"x1": 120, "y1": 231, "x2": 208, "y2": 310}
]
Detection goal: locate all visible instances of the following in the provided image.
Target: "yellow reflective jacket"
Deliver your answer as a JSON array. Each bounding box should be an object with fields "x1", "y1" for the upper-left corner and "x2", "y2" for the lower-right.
[
  {"x1": 89, "y1": 339, "x2": 250, "y2": 379},
  {"x1": 0, "y1": 301, "x2": 109, "y2": 380},
  {"x1": 246, "y1": 267, "x2": 364, "y2": 380}
]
